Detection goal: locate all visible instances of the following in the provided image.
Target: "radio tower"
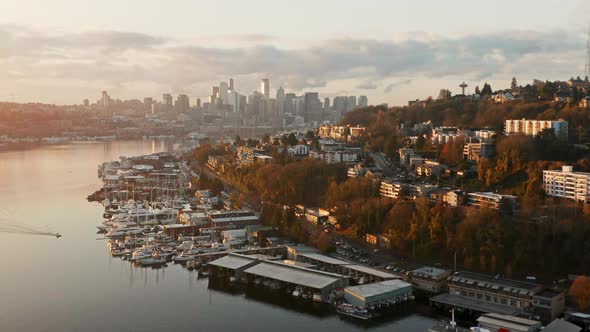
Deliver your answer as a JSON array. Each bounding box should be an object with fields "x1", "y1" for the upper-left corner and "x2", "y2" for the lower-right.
[{"x1": 585, "y1": 26, "x2": 590, "y2": 79}]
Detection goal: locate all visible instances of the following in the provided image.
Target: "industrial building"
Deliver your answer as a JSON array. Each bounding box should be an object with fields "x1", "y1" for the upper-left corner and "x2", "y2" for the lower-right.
[
  {"x1": 408, "y1": 267, "x2": 451, "y2": 294},
  {"x1": 344, "y1": 279, "x2": 413, "y2": 308}
]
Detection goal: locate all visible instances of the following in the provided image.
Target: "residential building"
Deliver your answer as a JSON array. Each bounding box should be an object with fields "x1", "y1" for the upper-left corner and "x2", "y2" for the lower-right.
[
  {"x1": 416, "y1": 160, "x2": 447, "y2": 177},
  {"x1": 543, "y1": 165, "x2": 590, "y2": 202},
  {"x1": 380, "y1": 180, "x2": 407, "y2": 199},
  {"x1": 287, "y1": 144, "x2": 309, "y2": 156},
  {"x1": 347, "y1": 163, "x2": 367, "y2": 178},
  {"x1": 358, "y1": 96, "x2": 368, "y2": 108},
  {"x1": 409, "y1": 184, "x2": 438, "y2": 198},
  {"x1": 504, "y1": 118, "x2": 568, "y2": 140},
  {"x1": 467, "y1": 192, "x2": 519, "y2": 211},
  {"x1": 443, "y1": 190, "x2": 466, "y2": 207},
  {"x1": 365, "y1": 234, "x2": 378, "y2": 245},
  {"x1": 463, "y1": 142, "x2": 495, "y2": 161},
  {"x1": 261, "y1": 78, "x2": 270, "y2": 99}
]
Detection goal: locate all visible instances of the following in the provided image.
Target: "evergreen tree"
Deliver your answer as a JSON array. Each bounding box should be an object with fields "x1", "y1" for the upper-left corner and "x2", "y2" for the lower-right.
[
  {"x1": 481, "y1": 83, "x2": 493, "y2": 96},
  {"x1": 475, "y1": 86, "x2": 481, "y2": 95}
]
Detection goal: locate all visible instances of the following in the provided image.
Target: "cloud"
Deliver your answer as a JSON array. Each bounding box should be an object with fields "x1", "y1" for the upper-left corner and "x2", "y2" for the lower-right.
[
  {"x1": 384, "y1": 80, "x2": 412, "y2": 93},
  {"x1": 0, "y1": 24, "x2": 585, "y2": 103},
  {"x1": 357, "y1": 82, "x2": 378, "y2": 90}
]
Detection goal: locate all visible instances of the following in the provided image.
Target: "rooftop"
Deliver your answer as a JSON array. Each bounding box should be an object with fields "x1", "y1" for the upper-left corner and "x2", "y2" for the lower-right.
[
  {"x1": 346, "y1": 265, "x2": 399, "y2": 279},
  {"x1": 477, "y1": 313, "x2": 540, "y2": 332},
  {"x1": 298, "y1": 253, "x2": 351, "y2": 266},
  {"x1": 449, "y1": 271, "x2": 539, "y2": 295},
  {"x1": 431, "y1": 293, "x2": 523, "y2": 316},
  {"x1": 410, "y1": 266, "x2": 450, "y2": 280},
  {"x1": 243, "y1": 260, "x2": 346, "y2": 290},
  {"x1": 208, "y1": 253, "x2": 259, "y2": 270},
  {"x1": 345, "y1": 279, "x2": 411, "y2": 299}
]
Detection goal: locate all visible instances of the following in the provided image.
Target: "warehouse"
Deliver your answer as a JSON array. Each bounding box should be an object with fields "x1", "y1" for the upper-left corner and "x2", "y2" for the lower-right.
[
  {"x1": 208, "y1": 253, "x2": 261, "y2": 278},
  {"x1": 344, "y1": 279, "x2": 413, "y2": 308},
  {"x1": 243, "y1": 260, "x2": 349, "y2": 299}
]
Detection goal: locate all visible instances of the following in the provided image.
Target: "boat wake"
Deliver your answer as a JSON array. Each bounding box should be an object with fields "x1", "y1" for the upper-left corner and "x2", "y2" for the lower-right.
[{"x1": 0, "y1": 219, "x2": 61, "y2": 238}]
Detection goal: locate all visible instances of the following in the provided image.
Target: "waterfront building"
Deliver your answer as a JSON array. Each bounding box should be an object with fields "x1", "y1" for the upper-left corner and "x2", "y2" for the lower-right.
[
  {"x1": 504, "y1": 118, "x2": 568, "y2": 140},
  {"x1": 432, "y1": 271, "x2": 543, "y2": 316},
  {"x1": 344, "y1": 280, "x2": 412, "y2": 308},
  {"x1": 476, "y1": 313, "x2": 541, "y2": 332},
  {"x1": 408, "y1": 267, "x2": 451, "y2": 294},
  {"x1": 543, "y1": 165, "x2": 590, "y2": 202}
]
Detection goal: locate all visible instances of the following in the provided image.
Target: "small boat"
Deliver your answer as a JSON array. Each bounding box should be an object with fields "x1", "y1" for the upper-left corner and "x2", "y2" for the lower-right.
[
  {"x1": 336, "y1": 303, "x2": 372, "y2": 320},
  {"x1": 312, "y1": 293, "x2": 322, "y2": 302}
]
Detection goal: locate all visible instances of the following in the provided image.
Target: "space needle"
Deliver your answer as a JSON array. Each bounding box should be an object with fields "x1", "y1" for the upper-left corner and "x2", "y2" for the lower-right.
[{"x1": 459, "y1": 82, "x2": 468, "y2": 95}]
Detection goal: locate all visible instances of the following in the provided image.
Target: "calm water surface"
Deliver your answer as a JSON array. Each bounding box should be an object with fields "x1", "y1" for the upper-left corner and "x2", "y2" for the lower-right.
[{"x1": 0, "y1": 141, "x2": 437, "y2": 332}]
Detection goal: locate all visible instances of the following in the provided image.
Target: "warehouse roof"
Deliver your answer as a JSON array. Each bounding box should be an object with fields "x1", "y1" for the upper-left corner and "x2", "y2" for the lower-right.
[
  {"x1": 208, "y1": 253, "x2": 259, "y2": 270},
  {"x1": 244, "y1": 261, "x2": 345, "y2": 289},
  {"x1": 543, "y1": 319, "x2": 581, "y2": 332},
  {"x1": 345, "y1": 279, "x2": 411, "y2": 299},
  {"x1": 299, "y1": 253, "x2": 351, "y2": 266},
  {"x1": 346, "y1": 265, "x2": 399, "y2": 279}
]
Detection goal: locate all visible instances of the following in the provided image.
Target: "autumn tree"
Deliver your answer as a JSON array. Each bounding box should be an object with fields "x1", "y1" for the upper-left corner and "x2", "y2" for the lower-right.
[{"x1": 571, "y1": 276, "x2": 590, "y2": 311}]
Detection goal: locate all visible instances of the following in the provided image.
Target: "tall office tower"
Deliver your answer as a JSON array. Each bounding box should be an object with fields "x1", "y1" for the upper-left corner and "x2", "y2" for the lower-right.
[
  {"x1": 196, "y1": 98, "x2": 202, "y2": 108},
  {"x1": 304, "y1": 92, "x2": 322, "y2": 123},
  {"x1": 333, "y1": 96, "x2": 347, "y2": 114},
  {"x1": 219, "y1": 81, "x2": 229, "y2": 104},
  {"x1": 261, "y1": 78, "x2": 270, "y2": 99},
  {"x1": 175, "y1": 94, "x2": 190, "y2": 112},
  {"x1": 212, "y1": 86, "x2": 220, "y2": 99},
  {"x1": 229, "y1": 78, "x2": 234, "y2": 91},
  {"x1": 238, "y1": 94, "x2": 247, "y2": 113},
  {"x1": 101, "y1": 90, "x2": 110, "y2": 108},
  {"x1": 228, "y1": 91, "x2": 239, "y2": 112},
  {"x1": 358, "y1": 96, "x2": 368, "y2": 108},
  {"x1": 323, "y1": 97, "x2": 330, "y2": 112},
  {"x1": 276, "y1": 87, "x2": 285, "y2": 125},
  {"x1": 143, "y1": 97, "x2": 153, "y2": 111},
  {"x1": 346, "y1": 96, "x2": 357, "y2": 112},
  {"x1": 284, "y1": 93, "x2": 296, "y2": 115},
  {"x1": 83, "y1": 99, "x2": 89, "y2": 107},
  {"x1": 162, "y1": 94, "x2": 173, "y2": 107}
]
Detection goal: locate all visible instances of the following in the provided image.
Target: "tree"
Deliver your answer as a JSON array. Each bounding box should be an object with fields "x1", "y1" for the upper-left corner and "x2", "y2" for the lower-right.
[
  {"x1": 481, "y1": 83, "x2": 493, "y2": 96},
  {"x1": 475, "y1": 86, "x2": 481, "y2": 95},
  {"x1": 287, "y1": 133, "x2": 298, "y2": 146},
  {"x1": 570, "y1": 276, "x2": 590, "y2": 311},
  {"x1": 511, "y1": 77, "x2": 518, "y2": 91}
]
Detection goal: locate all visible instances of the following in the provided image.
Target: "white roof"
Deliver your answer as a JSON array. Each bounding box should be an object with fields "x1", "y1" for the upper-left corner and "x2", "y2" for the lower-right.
[
  {"x1": 209, "y1": 254, "x2": 258, "y2": 270},
  {"x1": 346, "y1": 265, "x2": 399, "y2": 279},
  {"x1": 244, "y1": 261, "x2": 344, "y2": 289},
  {"x1": 345, "y1": 279, "x2": 411, "y2": 299},
  {"x1": 299, "y1": 253, "x2": 351, "y2": 265},
  {"x1": 477, "y1": 313, "x2": 540, "y2": 332},
  {"x1": 543, "y1": 319, "x2": 581, "y2": 332}
]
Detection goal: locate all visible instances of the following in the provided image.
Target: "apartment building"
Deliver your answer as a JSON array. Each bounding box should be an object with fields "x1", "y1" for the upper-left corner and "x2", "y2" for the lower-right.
[
  {"x1": 504, "y1": 118, "x2": 568, "y2": 140},
  {"x1": 543, "y1": 165, "x2": 590, "y2": 202},
  {"x1": 467, "y1": 192, "x2": 519, "y2": 211},
  {"x1": 380, "y1": 180, "x2": 407, "y2": 199},
  {"x1": 463, "y1": 142, "x2": 495, "y2": 162}
]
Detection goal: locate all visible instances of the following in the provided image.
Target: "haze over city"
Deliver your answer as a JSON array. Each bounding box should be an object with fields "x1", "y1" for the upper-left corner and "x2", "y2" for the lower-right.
[{"x1": 2, "y1": 0, "x2": 590, "y2": 105}]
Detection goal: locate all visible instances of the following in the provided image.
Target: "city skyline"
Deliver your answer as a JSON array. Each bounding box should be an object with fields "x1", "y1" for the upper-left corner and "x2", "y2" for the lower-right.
[{"x1": 1, "y1": 0, "x2": 590, "y2": 106}]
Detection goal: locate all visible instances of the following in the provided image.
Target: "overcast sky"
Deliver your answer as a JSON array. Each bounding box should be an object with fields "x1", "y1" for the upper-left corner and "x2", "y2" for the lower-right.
[{"x1": 1, "y1": 0, "x2": 589, "y2": 106}]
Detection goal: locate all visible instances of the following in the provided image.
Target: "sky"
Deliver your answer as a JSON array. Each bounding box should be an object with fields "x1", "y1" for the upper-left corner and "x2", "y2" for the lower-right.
[{"x1": 1, "y1": 0, "x2": 589, "y2": 106}]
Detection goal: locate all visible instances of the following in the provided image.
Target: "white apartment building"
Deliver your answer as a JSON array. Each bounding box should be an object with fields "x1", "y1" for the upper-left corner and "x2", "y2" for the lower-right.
[
  {"x1": 543, "y1": 166, "x2": 590, "y2": 202},
  {"x1": 287, "y1": 144, "x2": 309, "y2": 156},
  {"x1": 380, "y1": 180, "x2": 406, "y2": 199},
  {"x1": 504, "y1": 118, "x2": 568, "y2": 140}
]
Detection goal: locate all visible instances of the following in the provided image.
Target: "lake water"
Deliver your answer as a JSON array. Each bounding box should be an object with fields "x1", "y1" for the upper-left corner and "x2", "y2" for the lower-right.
[{"x1": 0, "y1": 140, "x2": 437, "y2": 331}]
